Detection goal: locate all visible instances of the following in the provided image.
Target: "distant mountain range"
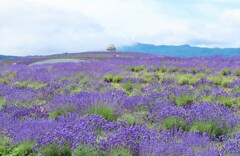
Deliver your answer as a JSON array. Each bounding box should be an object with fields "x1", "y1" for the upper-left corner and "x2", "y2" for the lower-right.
[
  {"x1": 119, "y1": 43, "x2": 240, "y2": 57},
  {"x1": 0, "y1": 55, "x2": 19, "y2": 60},
  {"x1": 1, "y1": 43, "x2": 240, "y2": 59}
]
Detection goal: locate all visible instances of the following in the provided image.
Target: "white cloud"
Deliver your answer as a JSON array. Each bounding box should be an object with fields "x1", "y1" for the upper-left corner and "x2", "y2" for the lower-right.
[{"x1": 0, "y1": 0, "x2": 240, "y2": 56}]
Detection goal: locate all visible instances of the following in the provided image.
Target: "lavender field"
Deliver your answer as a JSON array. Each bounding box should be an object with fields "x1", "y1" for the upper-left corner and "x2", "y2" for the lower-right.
[{"x1": 0, "y1": 52, "x2": 239, "y2": 156}]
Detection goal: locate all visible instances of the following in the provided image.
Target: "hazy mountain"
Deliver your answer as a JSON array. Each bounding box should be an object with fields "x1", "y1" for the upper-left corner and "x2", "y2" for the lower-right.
[
  {"x1": 119, "y1": 43, "x2": 240, "y2": 57},
  {"x1": 0, "y1": 55, "x2": 19, "y2": 60}
]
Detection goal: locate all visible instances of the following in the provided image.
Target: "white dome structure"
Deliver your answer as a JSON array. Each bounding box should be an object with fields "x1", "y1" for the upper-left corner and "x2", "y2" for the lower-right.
[{"x1": 106, "y1": 44, "x2": 116, "y2": 52}]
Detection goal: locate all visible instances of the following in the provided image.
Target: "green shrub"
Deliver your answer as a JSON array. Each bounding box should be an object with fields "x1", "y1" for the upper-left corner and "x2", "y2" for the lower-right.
[
  {"x1": 0, "y1": 78, "x2": 9, "y2": 84},
  {"x1": 188, "y1": 77, "x2": 200, "y2": 85},
  {"x1": 39, "y1": 143, "x2": 71, "y2": 156},
  {"x1": 168, "y1": 66, "x2": 178, "y2": 72},
  {"x1": 191, "y1": 67, "x2": 198, "y2": 74},
  {"x1": 200, "y1": 95, "x2": 236, "y2": 107},
  {"x1": 40, "y1": 144, "x2": 59, "y2": 156},
  {"x1": 175, "y1": 94, "x2": 195, "y2": 106},
  {"x1": 13, "y1": 81, "x2": 46, "y2": 89},
  {"x1": 128, "y1": 65, "x2": 144, "y2": 72},
  {"x1": 159, "y1": 67, "x2": 168, "y2": 73},
  {"x1": 0, "y1": 136, "x2": 12, "y2": 155},
  {"x1": 104, "y1": 74, "x2": 113, "y2": 83},
  {"x1": 71, "y1": 87, "x2": 82, "y2": 94},
  {"x1": 13, "y1": 81, "x2": 28, "y2": 89},
  {"x1": 190, "y1": 121, "x2": 229, "y2": 138},
  {"x1": 221, "y1": 69, "x2": 231, "y2": 76},
  {"x1": 217, "y1": 96, "x2": 235, "y2": 108},
  {"x1": 104, "y1": 74, "x2": 122, "y2": 83},
  {"x1": 220, "y1": 77, "x2": 236, "y2": 87},
  {"x1": 0, "y1": 72, "x2": 16, "y2": 84},
  {"x1": 153, "y1": 71, "x2": 164, "y2": 80},
  {"x1": 177, "y1": 77, "x2": 189, "y2": 85},
  {"x1": 176, "y1": 74, "x2": 196, "y2": 85},
  {"x1": 72, "y1": 144, "x2": 105, "y2": 156},
  {"x1": 179, "y1": 68, "x2": 187, "y2": 73},
  {"x1": 112, "y1": 74, "x2": 123, "y2": 83},
  {"x1": 122, "y1": 81, "x2": 134, "y2": 92},
  {"x1": 162, "y1": 117, "x2": 189, "y2": 131},
  {"x1": 109, "y1": 147, "x2": 132, "y2": 156},
  {"x1": 207, "y1": 76, "x2": 222, "y2": 85},
  {"x1": 80, "y1": 76, "x2": 92, "y2": 84},
  {"x1": 11, "y1": 141, "x2": 35, "y2": 156},
  {"x1": 234, "y1": 70, "x2": 240, "y2": 76},
  {"x1": 143, "y1": 72, "x2": 152, "y2": 83},
  {"x1": 49, "y1": 106, "x2": 76, "y2": 119},
  {"x1": 27, "y1": 82, "x2": 46, "y2": 89},
  {"x1": 200, "y1": 95, "x2": 215, "y2": 103},
  {"x1": 0, "y1": 97, "x2": 5, "y2": 110},
  {"x1": 232, "y1": 87, "x2": 240, "y2": 94},
  {"x1": 117, "y1": 113, "x2": 136, "y2": 125},
  {"x1": 196, "y1": 73, "x2": 205, "y2": 79},
  {"x1": 88, "y1": 106, "x2": 115, "y2": 121},
  {"x1": 204, "y1": 68, "x2": 212, "y2": 74},
  {"x1": 73, "y1": 145, "x2": 132, "y2": 156}
]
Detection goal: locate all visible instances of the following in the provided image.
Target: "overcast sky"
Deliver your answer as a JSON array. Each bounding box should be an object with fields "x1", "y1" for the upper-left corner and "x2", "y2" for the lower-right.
[{"x1": 1, "y1": 0, "x2": 240, "y2": 56}]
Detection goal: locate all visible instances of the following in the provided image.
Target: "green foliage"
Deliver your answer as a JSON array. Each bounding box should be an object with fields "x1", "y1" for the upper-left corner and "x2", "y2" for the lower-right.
[
  {"x1": 153, "y1": 71, "x2": 164, "y2": 80},
  {"x1": 80, "y1": 76, "x2": 92, "y2": 84},
  {"x1": 0, "y1": 97, "x2": 5, "y2": 110},
  {"x1": 173, "y1": 94, "x2": 195, "y2": 106},
  {"x1": 108, "y1": 147, "x2": 132, "y2": 156},
  {"x1": 49, "y1": 106, "x2": 76, "y2": 119},
  {"x1": 13, "y1": 81, "x2": 46, "y2": 89},
  {"x1": 168, "y1": 66, "x2": 178, "y2": 72},
  {"x1": 196, "y1": 73, "x2": 205, "y2": 79},
  {"x1": 39, "y1": 143, "x2": 71, "y2": 156},
  {"x1": 190, "y1": 121, "x2": 229, "y2": 138},
  {"x1": 232, "y1": 87, "x2": 240, "y2": 94},
  {"x1": 191, "y1": 67, "x2": 198, "y2": 74},
  {"x1": 221, "y1": 69, "x2": 231, "y2": 76},
  {"x1": 27, "y1": 82, "x2": 46, "y2": 90},
  {"x1": 122, "y1": 81, "x2": 134, "y2": 92},
  {"x1": 104, "y1": 74, "x2": 113, "y2": 82},
  {"x1": 201, "y1": 95, "x2": 238, "y2": 107},
  {"x1": 177, "y1": 76, "x2": 189, "y2": 85},
  {"x1": 0, "y1": 78, "x2": 9, "y2": 84},
  {"x1": 200, "y1": 95, "x2": 215, "y2": 103},
  {"x1": 72, "y1": 145, "x2": 132, "y2": 156},
  {"x1": 88, "y1": 106, "x2": 115, "y2": 121},
  {"x1": 112, "y1": 74, "x2": 123, "y2": 83},
  {"x1": 72, "y1": 144, "x2": 105, "y2": 156},
  {"x1": 117, "y1": 113, "x2": 136, "y2": 125},
  {"x1": 142, "y1": 72, "x2": 151, "y2": 82},
  {"x1": 0, "y1": 136, "x2": 12, "y2": 155},
  {"x1": 11, "y1": 141, "x2": 35, "y2": 156},
  {"x1": 13, "y1": 81, "x2": 28, "y2": 89},
  {"x1": 221, "y1": 77, "x2": 236, "y2": 87},
  {"x1": 207, "y1": 76, "x2": 222, "y2": 85},
  {"x1": 162, "y1": 117, "x2": 189, "y2": 131},
  {"x1": 0, "y1": 71, "x2": 16, "y2": 84},
  {"x1": 204, "y1": 68, "x2": 212, "y2": 74},
  {"x1": 234, "y1": 70, "x2": 240, "y2": 76},
  {"x1": 71, "y1": 87, "x2": 82, "y2": 94},
  {"x1": 207, "y1": 76, "x2": 236, "y2": 87},
  {"x1": 104, "y1": 74, "x2": 123, "y2": 83},
  {"x1": 176, "y1": 74, "x2": 200, "y2": 85},
  {"x1": 188, "y1": 77, "x2": 201, "y2": 85},
  {"x1": 158, "y1": 67, "x2": 168, "y2": 73},
  {"x1": 216, "y1": 96, "x2": 235, "y2": 108},
  {"x1": 128, "y1": 65, "x2": 144, "y2": 72},
  {"x1": 117, "y1": 110, "x2": 150, "y2": 125}
]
